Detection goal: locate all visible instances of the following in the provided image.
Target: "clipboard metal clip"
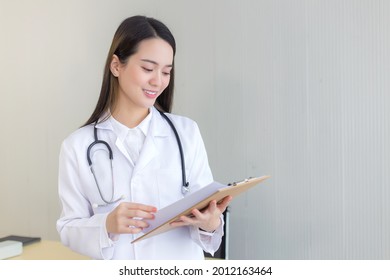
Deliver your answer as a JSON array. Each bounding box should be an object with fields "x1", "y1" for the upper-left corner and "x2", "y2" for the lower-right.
[{"x1": 228, "y1": 177, "x2": 253, "y2": 186}]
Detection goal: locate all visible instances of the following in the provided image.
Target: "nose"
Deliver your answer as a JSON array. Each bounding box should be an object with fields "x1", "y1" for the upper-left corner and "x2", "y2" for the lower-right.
[{"x1": 149, "y1": 72, "x2": 162, "y2": 87}]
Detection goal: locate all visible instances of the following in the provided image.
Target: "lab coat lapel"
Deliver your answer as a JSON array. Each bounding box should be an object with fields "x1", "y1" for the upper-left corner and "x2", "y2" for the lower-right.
[{"x1": 133, "y1": 108, "x2": 169, "y2": 174}]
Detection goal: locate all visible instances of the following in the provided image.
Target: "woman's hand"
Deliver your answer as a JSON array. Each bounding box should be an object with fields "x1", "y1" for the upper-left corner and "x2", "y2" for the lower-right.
[
  {"x1": 106, "y1": 202, "x2": 157, "y2": 234},
  {"x1": 170, "y1": 195, "x2": 233, "y2": 232}
]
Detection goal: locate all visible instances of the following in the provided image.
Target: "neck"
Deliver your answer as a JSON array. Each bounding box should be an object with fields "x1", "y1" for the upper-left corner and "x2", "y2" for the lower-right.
[{"x1": 112, "y1": 106, "x2": 150, "y2": 128}]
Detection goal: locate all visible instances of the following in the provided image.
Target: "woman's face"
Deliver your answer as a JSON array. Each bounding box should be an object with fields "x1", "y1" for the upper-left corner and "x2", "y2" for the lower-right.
[{"x1": 111, "y1": 38, "x2": 173, "y2": 113}]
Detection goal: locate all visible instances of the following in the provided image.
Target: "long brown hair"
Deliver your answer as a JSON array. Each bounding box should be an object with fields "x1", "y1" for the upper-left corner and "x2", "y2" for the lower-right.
[{"x1": 84, "y1": 16, "x2": 176, "y2": 126}]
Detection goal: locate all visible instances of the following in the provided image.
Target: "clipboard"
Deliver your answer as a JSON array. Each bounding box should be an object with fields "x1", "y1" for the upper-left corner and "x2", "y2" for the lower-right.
[{"x1": 132, "y1": 175, "x2": 270, "y2": 243}]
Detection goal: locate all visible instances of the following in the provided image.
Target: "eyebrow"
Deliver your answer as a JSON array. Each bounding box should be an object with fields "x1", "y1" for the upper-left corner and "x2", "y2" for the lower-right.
[{"x1": 140, "y1": 59, "x2": 173, "y2": 68}]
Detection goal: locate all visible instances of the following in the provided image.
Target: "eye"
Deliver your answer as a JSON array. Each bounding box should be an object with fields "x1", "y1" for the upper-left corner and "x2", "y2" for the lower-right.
[
  {"x1": 142, "y1": 67, "x2": 153, "y2": 72},
  {"x1": 162, "y1": 71, "x2": 171, "y2": 76}
]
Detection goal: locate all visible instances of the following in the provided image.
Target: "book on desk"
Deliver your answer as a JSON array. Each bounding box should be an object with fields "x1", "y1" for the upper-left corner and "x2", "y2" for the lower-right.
[{"x1": 0, "y1": 235, "x2": 41, "y2": 259}]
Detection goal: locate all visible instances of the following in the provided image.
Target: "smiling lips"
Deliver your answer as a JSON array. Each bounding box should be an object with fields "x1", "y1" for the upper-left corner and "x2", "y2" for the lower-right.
[{"x1": 143, "y1": 89, "x2": 158, "y2": 98}]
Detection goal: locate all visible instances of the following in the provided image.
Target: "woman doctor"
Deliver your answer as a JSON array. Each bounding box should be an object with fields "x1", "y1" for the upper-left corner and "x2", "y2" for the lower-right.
[{"x1": 56, "y1": 15, "x2": 232, "y2": 260}]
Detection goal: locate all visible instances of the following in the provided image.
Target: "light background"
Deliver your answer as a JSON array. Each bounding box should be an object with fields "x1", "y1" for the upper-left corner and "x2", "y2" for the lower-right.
[{"x1": 0, "y1": 0, "x2": 389, "y2": 259}]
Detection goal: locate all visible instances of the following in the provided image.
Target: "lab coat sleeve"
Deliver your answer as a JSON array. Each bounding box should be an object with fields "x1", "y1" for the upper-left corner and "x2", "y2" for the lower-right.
[
  {"x1": 56, "y1": 139, "x2": 114, "y2": 260},
  {"x1": 186, "y1": 122, "x2": 225, "y2": 255},
  {"x1": 190, "y1": 216, "x2": 225, "y2": 256}
]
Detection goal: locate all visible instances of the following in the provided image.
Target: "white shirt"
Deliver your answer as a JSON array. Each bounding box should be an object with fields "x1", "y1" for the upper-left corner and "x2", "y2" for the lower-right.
[
  {"x1": 109, "y1": 110, "x2": 152, "y2": 165},
  {"x1": 56, "y1": 106, "x2": 224, "y2": 260}
]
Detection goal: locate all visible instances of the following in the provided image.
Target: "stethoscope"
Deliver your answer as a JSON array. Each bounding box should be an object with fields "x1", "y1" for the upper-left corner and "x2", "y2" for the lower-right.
[{"x1": 87, "y1": 110, "x2": 190, "y2": 208}]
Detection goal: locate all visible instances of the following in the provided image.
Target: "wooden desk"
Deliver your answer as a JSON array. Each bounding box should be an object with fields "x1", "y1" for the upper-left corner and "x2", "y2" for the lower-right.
[
  {"x1": 9, "y1": 240, "x2": 90, "y2": 260},
  {"x1": 8, "y1": 240, "x2": 218, "y2": 260}
]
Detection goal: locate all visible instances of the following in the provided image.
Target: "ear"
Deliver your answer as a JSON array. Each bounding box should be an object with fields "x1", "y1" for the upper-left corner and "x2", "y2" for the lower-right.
[{"x1": 110, "y1": 55, "x2": 120, "y2": 77}]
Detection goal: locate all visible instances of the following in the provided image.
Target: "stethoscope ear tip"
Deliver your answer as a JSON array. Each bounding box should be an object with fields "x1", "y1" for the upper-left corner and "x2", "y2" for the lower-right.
[{"x1": 92, "y1": 195, "x2": 124, "y2": 208}]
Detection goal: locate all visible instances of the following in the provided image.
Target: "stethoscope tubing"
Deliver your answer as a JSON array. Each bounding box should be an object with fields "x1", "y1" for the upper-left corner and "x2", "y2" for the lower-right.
[
  {"x1": 158, "y1": 111, "x2": 190, "y2": 194},
  {"x1": 87, "y1": 110, "x2": 189, "y2": 207}
]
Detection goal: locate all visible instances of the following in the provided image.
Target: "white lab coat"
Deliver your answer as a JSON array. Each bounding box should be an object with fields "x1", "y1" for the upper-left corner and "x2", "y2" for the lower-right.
[{"x1": 56, "y1": 107, "x2": 224, "y2": 259}]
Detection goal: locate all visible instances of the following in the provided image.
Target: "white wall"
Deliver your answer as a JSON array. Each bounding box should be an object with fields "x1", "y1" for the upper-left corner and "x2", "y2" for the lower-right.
[
  {"x1": 0, "y1": 0, "x2": 158, "y2": 243},
  {"x1": 1, "y1": 0, "x2": 389, "y2": 259}
]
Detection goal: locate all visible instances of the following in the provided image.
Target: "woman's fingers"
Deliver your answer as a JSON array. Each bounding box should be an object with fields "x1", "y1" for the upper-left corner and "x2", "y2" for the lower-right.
[
  {"x1": 115, "y1": 202, "x2": 157, "y2": 219},
  {"x1": 106, "y1": 202, "x2": 157, "y2": 234},
  {"x1": 124, "y1": 202, "x2": 157, "y2": 213},
  {"x1": 216, "y1": 196, "x2": 233, "y2": 212},
  {"x1": 124, "y1": 202, "x2": 157, "y2": 215}
]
